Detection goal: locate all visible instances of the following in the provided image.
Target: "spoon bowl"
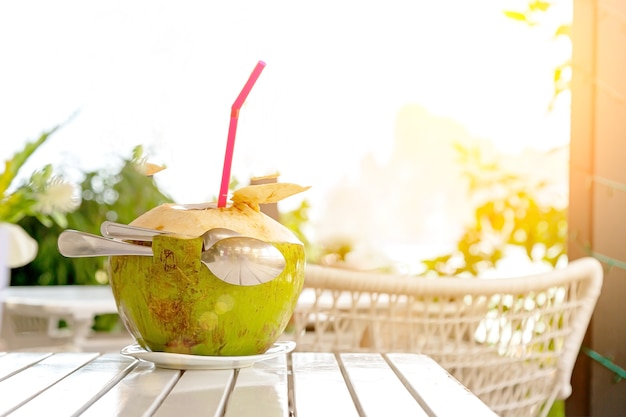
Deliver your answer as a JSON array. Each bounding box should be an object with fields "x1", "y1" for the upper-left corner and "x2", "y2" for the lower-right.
[{"x1": 202, "y1": 236, "x2": 289, "y2": 286}]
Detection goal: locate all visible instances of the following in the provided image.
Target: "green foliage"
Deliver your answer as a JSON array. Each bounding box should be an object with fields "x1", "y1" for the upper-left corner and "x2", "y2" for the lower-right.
[
  {"x1": 551, "y1": 57, "x2": 572, "y2": 110},
  {"x1": 420, "y1": 143, "x2": 567, "y2": 277},
  {"x1": 503, "y1": 0, "x2": 552, "y2": 26},
  {"x1": 280, "y1": 198, "x2": 321, "y2": 261},
  {"x1": 315, "y1": 239, "x2": 355, "y2": 266},
  {"x1": 0, "y1": 127, "x2": 58, "y2": 197},
  {"x1": 279, "y1": 197, "x2": 359, "y2": 267},
  {"x1": 503, "y1": 0, "x2": 572, "y2": 111},
  {"x1": 1, "y1": 114, "x2": 82, "y2": 229},
  {"x1": 11, "y1": 146, "x2": 174, "y2": 286},
  {"x1": 280, "y1": 200, "x2": 310, "y2": 246}
]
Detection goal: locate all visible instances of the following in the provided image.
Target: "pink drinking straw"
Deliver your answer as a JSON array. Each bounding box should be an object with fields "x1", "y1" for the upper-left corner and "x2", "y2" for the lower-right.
[{"x1": 217, "y1": 60, "x2": 267, "y2": 208}]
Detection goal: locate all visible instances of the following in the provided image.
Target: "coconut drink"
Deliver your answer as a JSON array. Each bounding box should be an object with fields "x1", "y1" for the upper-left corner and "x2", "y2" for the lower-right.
[
  {"x1": 106, "y1": 182, "x2": 308, "y2": 356},
  {"x1": 57, "y1": 60, "x2": 305, "y2": 356}
]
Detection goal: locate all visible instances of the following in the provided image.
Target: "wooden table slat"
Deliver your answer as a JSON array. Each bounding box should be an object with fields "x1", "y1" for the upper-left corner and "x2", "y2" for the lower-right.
[
  {"x1": 7, "y1": 354, "x2": 135, "y2": 417},
  {"x1": 0, "y1": 351, "x2": 498, "y2": 416},
  {"x1": 0, "y1": 352, "x2": 100, "y2": 415},
  {"x1": 224, "y1": 356, "x2": 289, "y2": 417},
  {"x1": 291, "y1": 352, "x2": 360, "y2": 417},
  {"x1": 386, "y1": 353, "x2": 499, "y2": 417},
  {"x1": 80, "y1": 362, "x2": 181, "y2": 417},
  {"x1": 0, "y1": 352, "x2": 52, "y2": 381},
  {"x1": 153, "y1": 368, "x2": 235, "y2": 417},
  {"x1": 339, "y1": 353, "x2": 430, "y2": 417},
  {"x1": 0, "y1": 353, "x2": 98, "y2": 415}
]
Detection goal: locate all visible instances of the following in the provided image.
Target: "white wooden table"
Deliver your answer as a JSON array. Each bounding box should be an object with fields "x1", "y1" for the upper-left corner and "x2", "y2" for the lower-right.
[{"x1": 0, "y1": 351, "x2": 496, "y2": 416}]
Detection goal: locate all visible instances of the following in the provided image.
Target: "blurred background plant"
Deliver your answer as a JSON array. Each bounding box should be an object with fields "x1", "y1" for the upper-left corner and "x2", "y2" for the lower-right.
[
  {"x1": 419, "y1": 143, "x2": 567, "y2": 277},
  {"x1": 417, "y1": 0, "x2": 569, "y2": 279},
  {"x1": 4, "y1": 127, "x2": 173, "y2": 331},
  {"x1": 1, "y1": 125, "x2": 80, "y2": 269},
  {"x1": 503, "y1": 0, "x2": 571, "y2": 111},
  {"x1": 11, "y1": 144, "x2": 173, "y2": 287},
  {"x1": 302, "y1": 141, "x2": 568, "y2": 278},
  {"x1": 306, "y1": 0, "x2": 571, "y2": 280},
  {"x1": 0, "y1": 126, "x2": 79, "y2": 230}
]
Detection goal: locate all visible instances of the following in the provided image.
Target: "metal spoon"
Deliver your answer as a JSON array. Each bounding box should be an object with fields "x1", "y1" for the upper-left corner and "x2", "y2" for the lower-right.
[
  {"x1": 101, "y1": 221, "x2": 289, "y2": 286},
  {"x1": 58, "y1": 229, "x2": 286, "y2": 286},
  {"x1": 58, "y1": 229, "x2": 152, "y2": 257},
  {"x1": 101, "y1": 222, "x2": 287, "y2": 286},
  {"x1": 100, "y1": 221, "x2": 238, "y2": 249}
]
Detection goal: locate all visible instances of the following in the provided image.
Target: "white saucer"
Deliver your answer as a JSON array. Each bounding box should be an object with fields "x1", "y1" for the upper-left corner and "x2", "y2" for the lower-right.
[{"x1": 120, "y1": 341, "x2": 296, "y2": 370}]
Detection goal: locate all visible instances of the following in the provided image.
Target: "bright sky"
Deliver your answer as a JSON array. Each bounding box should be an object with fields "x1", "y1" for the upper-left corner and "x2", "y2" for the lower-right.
[{"x1": 0, "y1": 1, "x2": 571, "y2": 218}]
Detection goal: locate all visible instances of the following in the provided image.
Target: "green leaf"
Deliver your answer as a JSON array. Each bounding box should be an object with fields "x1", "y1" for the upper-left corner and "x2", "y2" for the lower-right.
[
  {"x1": 553, "y1": 67, "x2": 563, "y2": 83},
  {"x1": 530, "y1": 0, "x2": 551, "y2": 13},
  {"x1": 0, "y1": 127, "x2": 58, "y2": 196},
  {"x1": 503, "y1": 10, "x2": 529, "y2": 22},
  {"x1": 554, "y1": 24, "x2": 571, "y2": 39}
]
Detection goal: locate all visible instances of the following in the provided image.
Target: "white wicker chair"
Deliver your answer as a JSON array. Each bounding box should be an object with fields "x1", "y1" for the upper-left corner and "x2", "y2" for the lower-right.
[{"x1": 289, "y1": 257, "x2": 603, "y2": 417}]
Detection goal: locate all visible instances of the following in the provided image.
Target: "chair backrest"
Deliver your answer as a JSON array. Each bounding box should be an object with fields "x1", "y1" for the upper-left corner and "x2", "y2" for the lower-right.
[{"x1": 290, "y1": 257, "x2": 603, "y2": 417}]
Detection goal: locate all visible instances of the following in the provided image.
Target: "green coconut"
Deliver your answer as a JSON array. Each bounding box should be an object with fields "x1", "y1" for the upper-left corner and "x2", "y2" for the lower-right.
[{"x1": 108, "y1": 183, "x2": 308, "y2": 356}]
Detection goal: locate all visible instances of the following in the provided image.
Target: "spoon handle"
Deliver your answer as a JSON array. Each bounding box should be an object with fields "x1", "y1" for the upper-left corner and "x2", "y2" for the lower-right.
[
  {"x1": 58, "y1": 230, "x2": 153, "y2": 258},
  {"x1": 100, "y1": 221, "x2": 169, "y2": 241}
]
